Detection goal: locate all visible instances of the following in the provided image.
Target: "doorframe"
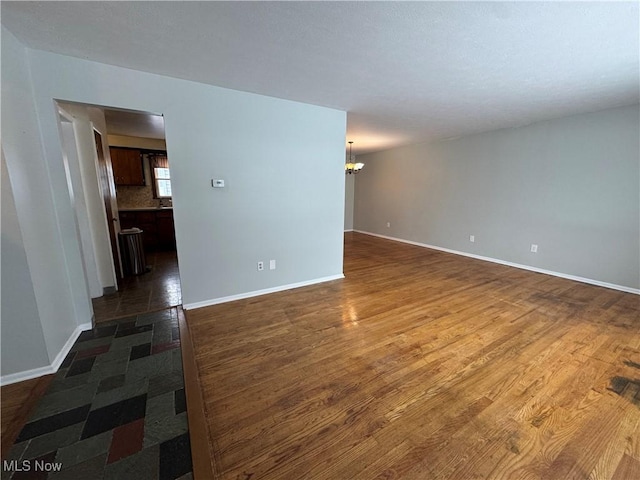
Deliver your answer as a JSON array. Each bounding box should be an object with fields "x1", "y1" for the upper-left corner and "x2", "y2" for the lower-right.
[
  {"x1": 93, "y1": 128, "x2": 123, "y2": 289},
  {"x1": 55, "y1": 107, "x2": 95, "y2": 322}
]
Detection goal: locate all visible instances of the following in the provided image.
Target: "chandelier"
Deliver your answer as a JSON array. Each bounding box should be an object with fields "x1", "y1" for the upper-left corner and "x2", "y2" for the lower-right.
[{"x1": 345, "y1": 141, "x2": 364, "y2": 174}]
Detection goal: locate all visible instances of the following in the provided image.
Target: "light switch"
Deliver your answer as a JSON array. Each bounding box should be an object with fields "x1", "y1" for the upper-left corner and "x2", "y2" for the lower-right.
[{"x1": 212, "y1": 179, "x2": 225, "y2": 188}]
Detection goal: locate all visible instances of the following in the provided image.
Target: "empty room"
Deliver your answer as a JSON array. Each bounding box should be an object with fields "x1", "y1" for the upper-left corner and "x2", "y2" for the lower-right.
[{"x1": 1, "y1": 2, "x2": 638, "y2": 479}]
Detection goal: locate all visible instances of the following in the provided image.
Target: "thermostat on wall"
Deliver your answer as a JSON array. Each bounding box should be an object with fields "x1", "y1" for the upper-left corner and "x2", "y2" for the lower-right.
[{"x1": 211, "y1": 179, "x2": 225, "y2": 188}]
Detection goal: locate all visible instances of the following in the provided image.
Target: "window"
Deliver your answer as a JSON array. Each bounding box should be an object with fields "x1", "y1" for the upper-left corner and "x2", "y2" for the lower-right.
[
  {"x1": 151, "y1": 154, "x2": 172, "y2": 198},
  {"x1": 154, "y1": 167, "x2": 172, "y2": 197}
]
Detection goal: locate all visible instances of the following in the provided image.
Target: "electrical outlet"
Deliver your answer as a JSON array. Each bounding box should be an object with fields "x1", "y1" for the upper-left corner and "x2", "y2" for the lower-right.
[
  {"x1": 530, "y1": 244, "x2": 538, "y2": 253},
  {"x1": 269, "y1": 260, "x2": 276, "y2": 270},
  {"x1": 257, "y1": 261, "x2": 264, "y2": 271},
  {"x1": 386, "y1": 222, "x2": 391, "y2": 228},
  {"x1": 469, "y1": 235, "x2": 475, "y2": 243}
]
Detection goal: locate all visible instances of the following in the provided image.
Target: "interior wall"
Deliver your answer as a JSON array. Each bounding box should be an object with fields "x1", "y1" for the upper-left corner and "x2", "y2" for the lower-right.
[
  {"x1": 354, "y1": 105, "x2": 640, "y2": 291},
  {"x1": 1, "y1": 149, "x2": 50, "y2": 378},
  {"x1": 24, "y1": 43, "x2": 347, "y2": 309},
  {"x1": 344, "y1": 172, "x2": 355, "y2": 231},
  {"x1": 1, "y1": 27, "x2": 82, "y2": 372}
]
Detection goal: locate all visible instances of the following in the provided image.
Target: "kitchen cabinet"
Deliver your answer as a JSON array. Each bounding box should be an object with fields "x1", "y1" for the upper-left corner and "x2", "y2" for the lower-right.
[
  {"x1": 119, "y1": 209, "x2": 175, "y2": 252},
  {"x1": 156, "y1": 210, "x2": 177, "y2": 250},
  {"x1": 110, "y1": 147, "x2": 144, "y2": 186}
]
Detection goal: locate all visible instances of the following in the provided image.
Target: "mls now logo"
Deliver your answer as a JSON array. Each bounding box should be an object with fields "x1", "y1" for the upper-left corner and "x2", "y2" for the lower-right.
[{"x1": 3, "y1": 459, "x2": 63, "y2": 473}]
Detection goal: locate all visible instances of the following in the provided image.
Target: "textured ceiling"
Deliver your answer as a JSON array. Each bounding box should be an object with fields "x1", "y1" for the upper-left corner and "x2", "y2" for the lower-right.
[{"x1": 2, "y1": 1, "x2": 638, "y2": 154}]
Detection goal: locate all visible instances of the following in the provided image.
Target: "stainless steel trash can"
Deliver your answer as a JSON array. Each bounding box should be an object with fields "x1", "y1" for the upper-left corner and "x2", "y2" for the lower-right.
[{"x1": 119, "y1": 228, "x2": 147, "y2": 276}]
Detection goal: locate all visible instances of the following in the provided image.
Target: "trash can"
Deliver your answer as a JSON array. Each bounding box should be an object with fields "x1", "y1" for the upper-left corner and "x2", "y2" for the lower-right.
[{"x1": 119, "y1": 228, "x2": 147, "y2": 276}]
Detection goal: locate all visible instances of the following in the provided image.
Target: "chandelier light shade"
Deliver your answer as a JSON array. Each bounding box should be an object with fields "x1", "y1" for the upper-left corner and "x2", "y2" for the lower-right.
[{"x1": 345, "y1": 141, "x2": 364, "y2": 174}]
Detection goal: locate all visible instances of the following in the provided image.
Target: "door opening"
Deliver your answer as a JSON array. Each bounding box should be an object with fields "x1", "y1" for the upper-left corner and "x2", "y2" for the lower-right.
[
  {"x1": 55, "y1": 101, "x2": 181, "y2": 322},
  {"x1": 97, "y1": 106, "x2": 181, "y2": 320}
]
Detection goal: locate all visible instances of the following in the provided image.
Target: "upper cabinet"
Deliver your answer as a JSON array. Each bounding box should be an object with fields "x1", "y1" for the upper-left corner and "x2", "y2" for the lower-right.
[{"x1": 110, "y1": 147, "x2": 144, "y2": 186}]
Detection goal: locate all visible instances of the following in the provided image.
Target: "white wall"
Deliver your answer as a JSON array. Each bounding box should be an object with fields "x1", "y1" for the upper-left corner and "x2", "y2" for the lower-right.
[
  {"x1": 1, "y1": 27, "x2": 83, "y2": 377},
  {"x1": 344, "y1": 173, "x2": 355, "y2": 231},
  {"x1": 1, "y1": 26, "x2": 346, "y2": 379},
  {"x1": 1, "y1": 150, "x2": 50, "y2": 378},
  {"x1": 25, "y1": 48, "x2": 346, "y2": 308},
  {"x1": 354, "y1": 105, "x2": 640, "y2": 291},
  {"x1": 5, "y1": 30, "x2": 345, "y2": 320}
]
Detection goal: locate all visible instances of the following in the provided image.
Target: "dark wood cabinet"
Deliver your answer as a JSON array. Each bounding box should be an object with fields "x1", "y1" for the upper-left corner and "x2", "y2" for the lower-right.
[
  {"x1": 119, "y1": 209, "x2": 175, "y2": 252},
  {"x1": 156, "y1": 210, "x2": 176, "y2": 250},
  {"x1": 110, "y1": 147, "x2": 144, "y2": 186}
]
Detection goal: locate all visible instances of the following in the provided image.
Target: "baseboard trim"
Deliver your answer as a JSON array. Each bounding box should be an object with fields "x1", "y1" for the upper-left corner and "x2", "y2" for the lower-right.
[
  {"x1": 183, "y1": 274, "x2": 345, "y2": 311},
  {"x1": 50, "y1": 322, "x2": 92, "y2": 372},
  {"x1": 0, "y1": 321, "x2": 92, "y2": 386},
  {"x1": 0, "y1": 365, "x2": 53, "y2": 388},
  {"x1": 354, "y1": 230, "x2": 640, "y2": 295}
]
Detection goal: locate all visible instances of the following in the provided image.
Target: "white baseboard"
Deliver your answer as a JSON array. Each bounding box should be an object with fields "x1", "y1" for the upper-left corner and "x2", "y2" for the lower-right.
[
  {"x1": 183, "y1": 274, "x2": 345, "y2": 311},
  {"x1": 0, "y1": 365, "x2": 54, "y2": 388},
  {"x1": 0, "y1": 321, "x2": 93, "y2": 386},
  {"x1": 354, "y1": 230, "x2": 640, "y2": 295},
  {"x1": 50, "y1": 322, "x2": 92, "y2": 372}
]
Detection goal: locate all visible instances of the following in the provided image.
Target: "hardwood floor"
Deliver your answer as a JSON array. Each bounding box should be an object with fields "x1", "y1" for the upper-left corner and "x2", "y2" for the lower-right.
[{"x1": 187, "y1": 232, "x2": 640, "y2": 480}]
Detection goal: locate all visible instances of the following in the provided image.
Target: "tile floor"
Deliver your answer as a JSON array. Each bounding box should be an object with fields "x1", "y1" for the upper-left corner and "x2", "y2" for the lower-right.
[
  {"x1": 2, "y1": 308, "x2": 192, "y2": 480},
  {"x1": 92, "y1": 251, "x2": 182, "y2": 322}
]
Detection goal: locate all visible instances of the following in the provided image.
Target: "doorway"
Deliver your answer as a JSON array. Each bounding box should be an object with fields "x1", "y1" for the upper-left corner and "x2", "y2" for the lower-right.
[
  {"x1": 94, "y1": 107, "x2": 181, "y2": 321},
  {"x1": 56, "y1": 101, "x2": 182, "y2": 322}
]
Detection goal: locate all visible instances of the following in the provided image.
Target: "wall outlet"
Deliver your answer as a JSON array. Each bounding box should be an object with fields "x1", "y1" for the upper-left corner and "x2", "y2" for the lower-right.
[
  {"x1": 269, "y1": 260, "x2": 276, "y2": 270},
  {"x1": 386, "y1": 222, "x2": 391, "y2": 228},
  {"x1": 257, "y1": 261, "x2": 264, "y2": 271},
  {"x1": 530, "y1": 244, "x2": 538, "y2": 253},
  {"x1": 469, "y1": 235, "x2": 475, "y2": 243}
]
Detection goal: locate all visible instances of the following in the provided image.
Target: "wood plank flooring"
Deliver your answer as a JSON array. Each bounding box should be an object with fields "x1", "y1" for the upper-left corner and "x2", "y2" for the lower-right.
[{"x1": 187, "y1": 232, "x2": 640, "y2": 480}]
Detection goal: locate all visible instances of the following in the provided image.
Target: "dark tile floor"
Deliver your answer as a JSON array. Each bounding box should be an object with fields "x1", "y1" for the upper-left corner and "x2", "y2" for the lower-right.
[
  {"x1": 2, "y1": 308, "x2": 192, "y2": 480},
  {"x1": 92, "y1": 251, "x2": 182, "y2": 322}
]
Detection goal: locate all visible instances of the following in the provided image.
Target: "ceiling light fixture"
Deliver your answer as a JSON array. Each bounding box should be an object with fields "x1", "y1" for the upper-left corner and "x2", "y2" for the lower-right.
[{"x1": 345, "y1": 141, "x2": 364, "y2": 174}]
